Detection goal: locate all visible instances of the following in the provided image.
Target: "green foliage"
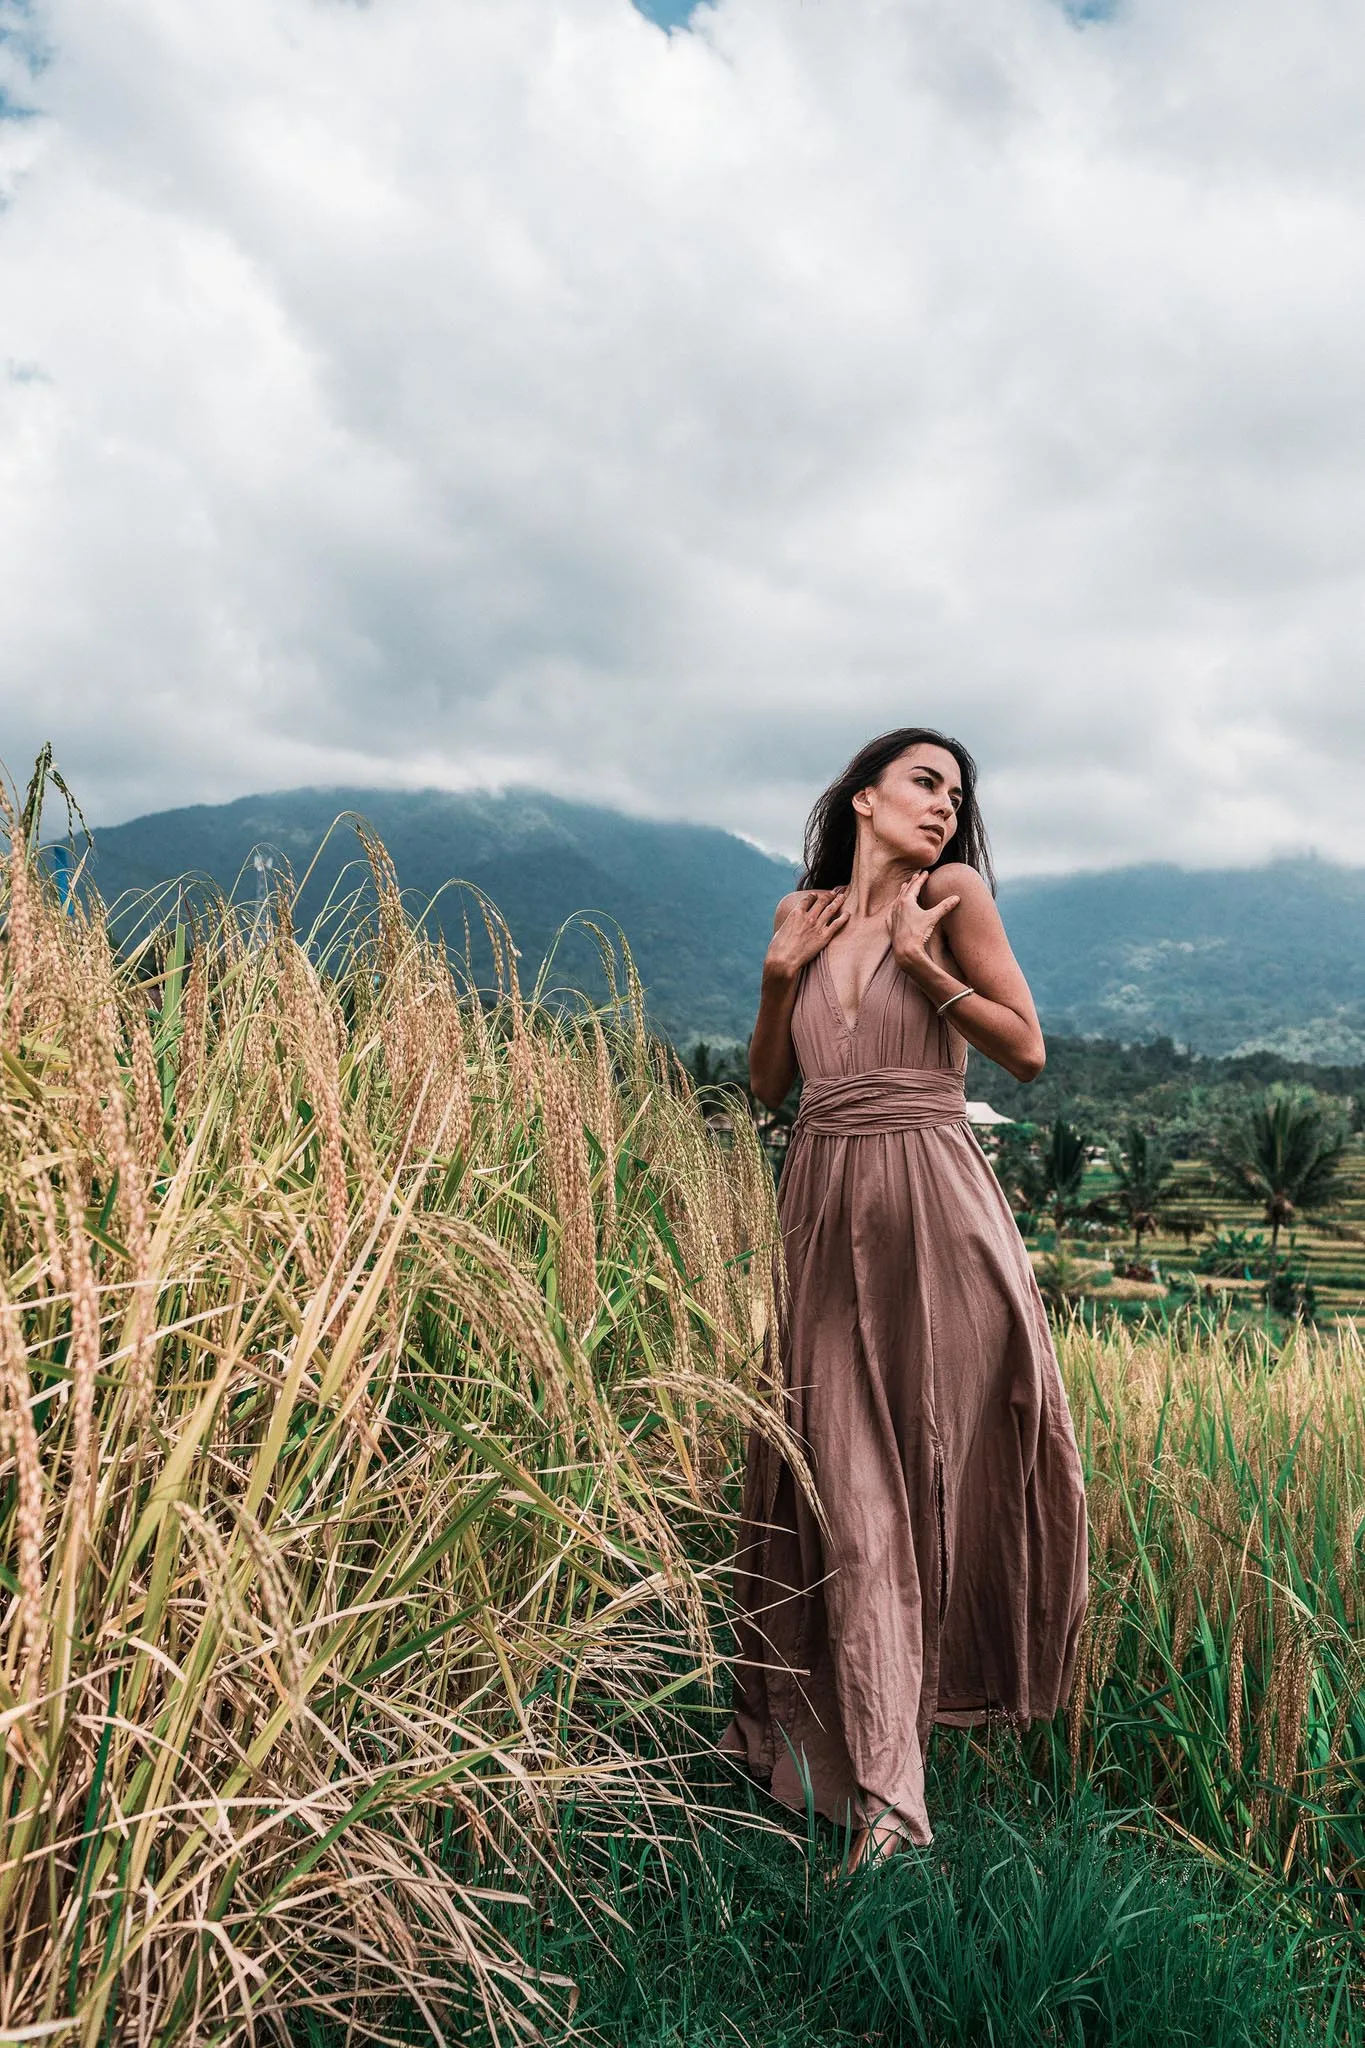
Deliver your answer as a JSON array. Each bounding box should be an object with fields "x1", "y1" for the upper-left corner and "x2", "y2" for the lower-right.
[
  {"x1": 1035, "y1": 1245, "x2": 1095, "y2": 1311},
  {"x1": 470, "y1": 1741, "x2": 1358, "y2": 2048},
  {"x1": 1209, "y1": 1088, "x2": 1352, "y2": 1220},
  {"x1": 1106, "y1": 1123, "x2": 1180, "y2": 1252},
  {"x1": 970, "y1": 1034, "x2": 1365, "y2": 1146},
  {"x1": 987, "y1": 1117, "x2": 1090, "y2": 1236},
  {"x1": 1196, "y1": 1227, "x2": 1271, "y2": 1277},
  {"x1": 984, "y1": 1120, "x2": 1049, "y2": 1226},
  {"x1": 1207, "y1": 1087, "x2": 1353, "y2": 1298}
]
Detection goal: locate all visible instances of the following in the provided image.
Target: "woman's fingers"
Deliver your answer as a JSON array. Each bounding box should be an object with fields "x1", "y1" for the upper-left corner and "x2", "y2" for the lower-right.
[{"x1": 924, "y1": 894, "x2": 961, "y2": 927}]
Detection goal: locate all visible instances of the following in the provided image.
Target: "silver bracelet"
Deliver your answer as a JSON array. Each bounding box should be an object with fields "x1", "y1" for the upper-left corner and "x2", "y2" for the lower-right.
[{"x1": 936, "y1": 986, "x2": 975, "y2": 1017}]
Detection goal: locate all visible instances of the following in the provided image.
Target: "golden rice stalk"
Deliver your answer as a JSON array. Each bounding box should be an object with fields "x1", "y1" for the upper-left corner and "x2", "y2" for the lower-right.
[
  {"x1": 1053, "y1": 1317, "x2": 1365, "y2": 1893},
  {"x1": 0, "y1": 817, "x2": 798, "y2": 2046}
]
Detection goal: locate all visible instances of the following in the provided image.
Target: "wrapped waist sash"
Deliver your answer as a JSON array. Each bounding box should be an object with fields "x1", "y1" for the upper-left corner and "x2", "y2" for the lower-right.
[{"x1": 795, "y1": 1066, "x2": 968, "y2": 1136}]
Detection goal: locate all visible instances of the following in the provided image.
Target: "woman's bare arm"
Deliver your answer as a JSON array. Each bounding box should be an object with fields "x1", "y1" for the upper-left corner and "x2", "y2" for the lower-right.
[
  {"x1": 888, "y1": 865, "x2": 1046, "y2": 1084},
  {"x1": 749, "y1": 888, "x2": 849, "y2": 1109}
]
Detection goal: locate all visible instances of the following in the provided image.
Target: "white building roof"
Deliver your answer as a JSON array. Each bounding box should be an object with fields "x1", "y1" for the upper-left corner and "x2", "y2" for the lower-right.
[{"x1": 965, "y1": 1100, "x2": 1014, "y2": 1125}]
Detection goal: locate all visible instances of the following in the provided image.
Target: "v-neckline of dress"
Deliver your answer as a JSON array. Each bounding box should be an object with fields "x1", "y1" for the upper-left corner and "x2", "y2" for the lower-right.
[{"x1": 820, "y1": 934, "x2": 894, "y2": 1041}]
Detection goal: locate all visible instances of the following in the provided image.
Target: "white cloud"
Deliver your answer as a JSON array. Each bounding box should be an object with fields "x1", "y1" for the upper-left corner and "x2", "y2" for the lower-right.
[{"x1": 2, "y1": 0, "x2": 1364, "y2": 873}]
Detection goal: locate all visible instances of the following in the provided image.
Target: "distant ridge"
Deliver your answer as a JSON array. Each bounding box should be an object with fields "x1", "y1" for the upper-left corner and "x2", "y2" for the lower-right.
[
  {"x1": 999, "y1": 859, "x2": 1365, "y2": 1059},
  {"x1": 79, "y1": 788, "x2": 1365, "y2": 1059},
  {"x1": 80, "y1": 785, "x2": 798, "y2": 1046}
]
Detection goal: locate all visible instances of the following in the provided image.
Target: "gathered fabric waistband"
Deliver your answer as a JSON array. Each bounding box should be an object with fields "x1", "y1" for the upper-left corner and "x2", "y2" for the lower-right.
[{"x1": 794, "y1": 1066, "x2": 969, "y2": 1136}]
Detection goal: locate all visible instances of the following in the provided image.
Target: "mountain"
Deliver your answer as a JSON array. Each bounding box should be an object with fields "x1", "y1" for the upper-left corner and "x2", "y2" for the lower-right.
[
  {"x1": 77, "y1": 785, "x2": 798, "y2": 1045},
  {"x1": 997, "y1": 860, "x2": 1365, "y2": 1059},
  {"x1": 73, "y1": 787, "x2": 1365, "y2": 1059}
]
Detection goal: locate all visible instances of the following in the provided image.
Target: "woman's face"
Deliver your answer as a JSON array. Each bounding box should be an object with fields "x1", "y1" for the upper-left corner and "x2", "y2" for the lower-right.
[{"x1": 853, "y1": 743, "x2": 962, "y2": 868}]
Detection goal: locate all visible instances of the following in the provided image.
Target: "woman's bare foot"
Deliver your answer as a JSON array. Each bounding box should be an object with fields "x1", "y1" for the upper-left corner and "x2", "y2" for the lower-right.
[{"x1": 844, "y1": 1814, "x2": 911, "y2": 1872}]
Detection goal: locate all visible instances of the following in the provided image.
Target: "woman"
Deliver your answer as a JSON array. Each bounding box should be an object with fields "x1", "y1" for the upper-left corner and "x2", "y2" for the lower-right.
[{"x1": 718, "y1": 728, "x2": 1088, "y2": 1869}]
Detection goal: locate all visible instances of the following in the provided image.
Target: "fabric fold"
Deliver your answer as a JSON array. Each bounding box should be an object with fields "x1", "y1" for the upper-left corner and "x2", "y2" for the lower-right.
[{"x1": 795, "y1": 1065, "x2": 968, "y2": 1135}]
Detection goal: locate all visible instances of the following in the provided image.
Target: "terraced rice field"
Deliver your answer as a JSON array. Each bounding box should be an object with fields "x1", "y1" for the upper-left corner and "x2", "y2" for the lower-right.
[{"x1": 1059, "y1": 1145, "x2": 1365, "y2": 1326}]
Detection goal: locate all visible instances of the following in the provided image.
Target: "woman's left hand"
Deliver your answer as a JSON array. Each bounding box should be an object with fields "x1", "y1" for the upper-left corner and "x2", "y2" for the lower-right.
[{"x1": 886, "y1": 872, "x2": 960, "y2": 976}]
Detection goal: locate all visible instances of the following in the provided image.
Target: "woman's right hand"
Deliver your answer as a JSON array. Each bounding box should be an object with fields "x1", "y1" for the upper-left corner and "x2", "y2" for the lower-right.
[{"x1": 763, "y1": 888, "x2": 849, "y2": 984}]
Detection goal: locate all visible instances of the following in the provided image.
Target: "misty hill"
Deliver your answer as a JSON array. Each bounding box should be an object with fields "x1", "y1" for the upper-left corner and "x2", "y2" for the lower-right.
[
  {"x1": 999, "y1": 860, "x2": 1365, "y2": 1059},
  {"x1": 77, "y1": 787, "x2": 1365, "y2": 1059},
  {"x1": 80, "y1": 785, "x2": 797, "y2": 1046}
]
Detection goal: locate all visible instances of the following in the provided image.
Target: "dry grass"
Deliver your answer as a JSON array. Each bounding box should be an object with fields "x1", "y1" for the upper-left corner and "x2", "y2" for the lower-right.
[
  {"x1": 0, "y1": 818, "x2": 801, "y2": 2046},
  {"x1": 8, "y1": 795, "x2": 1365, "y2": 2041},
  {"x1": 1052, "y1": 1316, "x2": 1365, "y2": 1915}
]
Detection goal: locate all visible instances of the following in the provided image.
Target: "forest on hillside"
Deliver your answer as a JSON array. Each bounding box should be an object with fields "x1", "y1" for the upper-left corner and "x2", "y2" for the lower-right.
[
  {"x1": 685, "y1": 1030, "x2": 1365, "y2": 1151},
  {"x1": 967, "y1": 1033, "x2": 1365, "y2": 1141}
]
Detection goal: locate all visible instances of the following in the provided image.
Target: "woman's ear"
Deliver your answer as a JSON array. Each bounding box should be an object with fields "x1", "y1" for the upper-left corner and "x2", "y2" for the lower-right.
[{"x1": 851, "y1": 785, "x2": 874, "y2": 820}]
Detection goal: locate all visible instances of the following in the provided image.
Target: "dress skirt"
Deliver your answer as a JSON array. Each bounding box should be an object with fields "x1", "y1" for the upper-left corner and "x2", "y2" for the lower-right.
[{"x1": 717, "y1": 942, "x2": 1089, "y2": 1845}]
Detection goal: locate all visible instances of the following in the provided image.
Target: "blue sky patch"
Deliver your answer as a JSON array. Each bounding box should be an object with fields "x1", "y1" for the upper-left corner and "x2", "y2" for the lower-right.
[
  {"x1": 631, "y1": 0, "x2": 1114, "y2": 29},
  {"x1": 631, "y1": 0, "x2": 705, "y2": 30},
  {"x1": 0, "y1": 0, "x2": 48, "y2": 120}
]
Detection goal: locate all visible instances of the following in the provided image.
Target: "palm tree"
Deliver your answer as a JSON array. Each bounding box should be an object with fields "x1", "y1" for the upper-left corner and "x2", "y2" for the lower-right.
[
  {"x1": 1042, "y1": 1118, "x2": 1089, "y2": 1242},
  {"x1": 987, "y1": 1123, "x2": 1049, "y2": 1224},
  {"x1": 684, "y1": 1040, "x2": 726, "y2": 1088},
  {"x1": 1107, "y1": 1124, "x2": 1178, "y2": 1257},
  {"x1": 1207, "y1": 1089, "x2": 1351, "y2": 1309}
]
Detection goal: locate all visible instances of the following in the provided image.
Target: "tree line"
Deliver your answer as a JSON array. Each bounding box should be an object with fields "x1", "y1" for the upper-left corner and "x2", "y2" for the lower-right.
[{"x1": 682, "y1": 1038, "x2": 1359, "y2": 1319}]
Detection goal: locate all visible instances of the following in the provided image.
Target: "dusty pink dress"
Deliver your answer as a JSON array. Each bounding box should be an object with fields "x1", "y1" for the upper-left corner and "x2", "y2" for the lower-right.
[{"x1": 718, "y1": 935, "x2": 1089, "y2": 1845}]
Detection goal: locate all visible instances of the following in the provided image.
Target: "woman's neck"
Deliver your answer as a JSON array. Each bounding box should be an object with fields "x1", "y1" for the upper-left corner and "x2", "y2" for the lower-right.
[{"x1": 846, "y1": 844, "x2": 926, "y2": 923}]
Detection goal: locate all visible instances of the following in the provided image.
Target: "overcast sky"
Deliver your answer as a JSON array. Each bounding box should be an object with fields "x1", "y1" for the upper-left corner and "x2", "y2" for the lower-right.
[{"x1": 3, "y1": 0, "x2": 1364, "y2": 874}]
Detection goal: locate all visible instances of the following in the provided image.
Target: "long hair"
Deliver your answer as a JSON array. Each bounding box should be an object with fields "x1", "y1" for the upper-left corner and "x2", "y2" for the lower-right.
[{"x1": 799, "y1": 727, "x2": 995, "y2": 893}]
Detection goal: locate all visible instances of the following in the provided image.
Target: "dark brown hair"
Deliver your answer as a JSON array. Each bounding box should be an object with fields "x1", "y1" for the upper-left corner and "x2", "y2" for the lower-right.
[{"x1": 799, "y1": 727, "x2": 995, "y2": 893}]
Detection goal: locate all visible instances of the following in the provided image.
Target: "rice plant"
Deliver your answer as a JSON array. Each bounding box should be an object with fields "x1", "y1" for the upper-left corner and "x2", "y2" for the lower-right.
[
  {"x1": 1046, "y1": 1317, "x2": 1365, "y2": 1930},
  {"x1": 7, "y1": 773, "x2": 1365, "y2": 2043},
  {"x1": 483, "y1": 1737, "x2": 1361, "y2": 2048},
  {"x1": 0, "y1": 805, "x2": 799, "y2": 2045}
]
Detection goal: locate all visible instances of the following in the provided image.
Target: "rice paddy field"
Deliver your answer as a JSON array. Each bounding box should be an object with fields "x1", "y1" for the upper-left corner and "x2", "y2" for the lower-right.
[
  {"x1": 3, "y1": 818, "x2": 1365, "y2": 2045},
  {"x1": 1164, "y1": 1155, "x2": 1365, "y2": 1326},
  {"x1": 1042, "y1": 1154, "x2": 1365, "y2": 1330}
]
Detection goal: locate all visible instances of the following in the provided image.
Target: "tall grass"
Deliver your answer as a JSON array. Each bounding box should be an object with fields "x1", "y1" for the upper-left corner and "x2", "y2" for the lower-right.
[
  {"x1": 0, "y1": 816, "x2": 797, "y2": 2045},
  {"x1": 1048, "y1": 1318, "x2": 1365, "y2": 1925},
  {"x1": 506, "y1": 1748, "x2": 1359, "y2": 2048},
  {"x1": 8, "y1": 797, "x2": 1365, "y2": 2042}
]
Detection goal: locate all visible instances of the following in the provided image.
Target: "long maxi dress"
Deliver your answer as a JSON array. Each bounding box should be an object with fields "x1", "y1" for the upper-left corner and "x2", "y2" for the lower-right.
[{"x1": 718, "y1": 934, "x2": 1089, "y2": 1846}]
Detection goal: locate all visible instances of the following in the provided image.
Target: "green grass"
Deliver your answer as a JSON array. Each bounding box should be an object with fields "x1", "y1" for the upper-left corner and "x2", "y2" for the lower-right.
[
  {"x1": 1079, "y1": 1148, "x2": 1365, "y2": 1329},
  {"x1": 446, "y1": 1728, "x2": 1362, "y2": 2047}
]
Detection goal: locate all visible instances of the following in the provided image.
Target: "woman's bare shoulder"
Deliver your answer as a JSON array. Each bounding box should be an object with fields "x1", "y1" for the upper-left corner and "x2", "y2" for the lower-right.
[
  {"x1": 922, "y1": 862, "x2": 993, "y2": 907},
  {"x1": 773, "y1": 888, "x2": 809, "y2": 930}
]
